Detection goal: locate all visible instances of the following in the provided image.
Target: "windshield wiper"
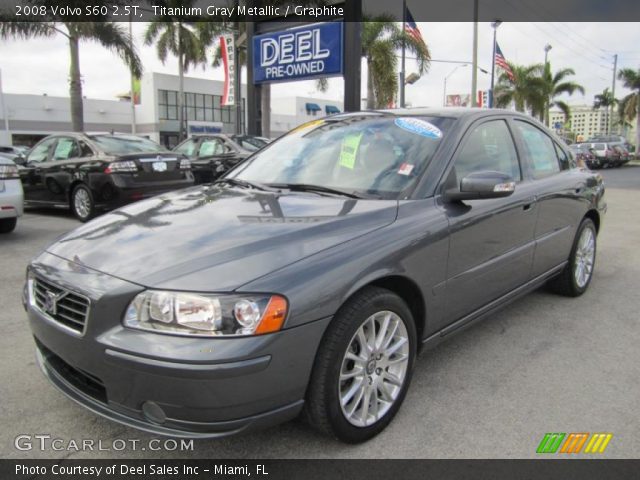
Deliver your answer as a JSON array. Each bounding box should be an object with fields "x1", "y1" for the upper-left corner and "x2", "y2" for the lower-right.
[
  {"x1": 268, "y1": 183, "x2": 365, "y2": 199},
  {"x1": 215, "y1": 177, "x2": 274, "y2": 191}
]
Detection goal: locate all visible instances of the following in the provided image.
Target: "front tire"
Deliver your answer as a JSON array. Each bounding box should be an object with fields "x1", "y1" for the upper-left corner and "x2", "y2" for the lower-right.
[
  {"x1": 305, "y1": 286, "x2": 417, "y2": 443},
  {"x1": 70, "y1": 184, "x2": 95, "y2": 222},
  {"x1": 0, "y1": 217, "x2": 17, "y2": 233},
  {"x1": 548, "y1": 218, "x2": 597, "y2": 297}
]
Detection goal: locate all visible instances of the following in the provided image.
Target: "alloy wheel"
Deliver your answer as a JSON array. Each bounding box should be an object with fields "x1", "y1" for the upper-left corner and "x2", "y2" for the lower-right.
[{"x1": 574, "y1": 227, "x2": 595, "y2": 288}]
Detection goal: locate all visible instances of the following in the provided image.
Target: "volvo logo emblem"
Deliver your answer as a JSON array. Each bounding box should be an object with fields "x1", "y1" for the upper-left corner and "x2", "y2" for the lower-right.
[{"x1": 42, "y1": 290, "x2": 66, "y2": 315}]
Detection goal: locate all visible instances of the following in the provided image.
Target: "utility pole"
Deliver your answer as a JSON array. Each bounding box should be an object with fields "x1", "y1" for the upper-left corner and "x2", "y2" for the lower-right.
[
  {"x1": 544, "y1": 44, "x2": 552, "y2": 126},
  {"x1": 471, "y1": 0, "x2": 479, "y2": 107},
  {"x1": 399, "y1": 0, "x2": 406, "y2": 108},
  {"x1": 489, "y1": 21, "x2": 501, "y2": 108},
  {"x1": 129, "y1": 18, "x2": 136, "y2": 135},
  {"x1": 610, "y1": 53, "x2": 618, "y2": 135}
]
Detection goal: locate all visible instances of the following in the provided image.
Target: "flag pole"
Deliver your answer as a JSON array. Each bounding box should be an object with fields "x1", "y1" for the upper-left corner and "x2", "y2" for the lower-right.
[
  {"x1": 489, "y1": 22, "x2": 501, "y2": 108},
  {"x1": 400, "y1": 0, "x2": 406, "y2": 108}
]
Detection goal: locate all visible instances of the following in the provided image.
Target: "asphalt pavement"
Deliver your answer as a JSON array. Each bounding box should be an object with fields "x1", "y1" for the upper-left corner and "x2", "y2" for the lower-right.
[{"x1": 1, "y1": 166, "x2": 639, "y2": 459}]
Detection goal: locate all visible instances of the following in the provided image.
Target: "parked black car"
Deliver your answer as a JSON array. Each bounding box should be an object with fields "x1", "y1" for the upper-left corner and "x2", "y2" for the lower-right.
[
  {"x1": 25, "y1": 109, "x2": 606, "y2": 443},
  {"x1": 17, "y1": 133, "x2": 194, "y2": 221},
  {"x1": 173, "y1": 134, "x2": 251, "y2": 184}
]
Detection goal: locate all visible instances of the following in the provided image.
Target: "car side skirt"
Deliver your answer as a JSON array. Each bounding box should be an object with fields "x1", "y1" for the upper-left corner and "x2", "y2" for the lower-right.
[{"x1": 421, "y1": 262, "x2": 568, "y2": 350}]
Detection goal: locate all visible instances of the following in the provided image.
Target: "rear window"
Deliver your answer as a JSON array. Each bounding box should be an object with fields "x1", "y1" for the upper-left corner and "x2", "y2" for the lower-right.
[{"x1": 90, "y1": 135, "x2": 168, "y2": 155}]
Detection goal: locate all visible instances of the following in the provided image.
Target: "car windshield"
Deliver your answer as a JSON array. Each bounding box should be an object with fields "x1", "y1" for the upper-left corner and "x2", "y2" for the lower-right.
[
  {"x1": 89, "y1": 135, "x2": 168, "y2": 154},
  {"x1": 230, "y1": 115, "x2": 451, "y2": 198}
]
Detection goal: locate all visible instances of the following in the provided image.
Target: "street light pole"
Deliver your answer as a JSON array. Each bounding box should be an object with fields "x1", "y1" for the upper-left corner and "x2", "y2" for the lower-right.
[
  {"x1": 471, "y1": 0, "x2": 479, "y2": 107},
  {"x1": 610, "y1": 53, "x2": 618, "y2": 135},
  {"x1": 544, "y1": 44, "x2": 552, "y2": 126},
  {"x1": 544, "y1": 43, "x2": 552, "y2": 68},
  {"x1": 443, "y1": 64, "x2": 468, "y2": 106},
  {"x1": 399, "y1": 0, "x2": 406, "y2": 108},
  {"x1": 128, "y1": 18, "x2": 136, "y2": 135},
  {"x1": 489, "y1": 21, "x2": 502, "y2": 108}
]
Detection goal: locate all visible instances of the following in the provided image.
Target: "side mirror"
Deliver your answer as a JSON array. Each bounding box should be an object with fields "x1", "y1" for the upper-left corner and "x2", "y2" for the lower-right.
[
  {"x1": 445, "y1": 171, "x2": 515, "y2": 202},
  {"x1": 13, "y1": 155, "x2": 27, "y2": 166}
]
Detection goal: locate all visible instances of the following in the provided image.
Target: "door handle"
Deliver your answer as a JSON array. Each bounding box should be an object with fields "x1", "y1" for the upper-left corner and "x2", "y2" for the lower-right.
[{"x1": 522, "y1": 203, "x2": 534, "y2": 212}]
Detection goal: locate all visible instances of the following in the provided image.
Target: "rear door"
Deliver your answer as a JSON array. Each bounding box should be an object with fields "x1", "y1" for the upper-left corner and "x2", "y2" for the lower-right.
[
  {"x1": 511, "y1": 119, "x2": 582, "y2": 276},
  {"x1": 440, "y1": 118, "x2": 539, "y2": 326}
]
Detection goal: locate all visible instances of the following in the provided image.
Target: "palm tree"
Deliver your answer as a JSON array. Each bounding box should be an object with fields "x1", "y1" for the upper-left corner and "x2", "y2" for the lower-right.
[
  {"x1": 317, "y1": 17, "x2": 431, "y2": 109},
  {"x1": 493, "y1": 62, "x2": 545, "y2": 114},
  {"x1": 144, "y1": 3, "x2": 222, "y2": 141},
  {"x1": 538, "y1": 64, "x2": 585, "y2": 126},
  {"x1": 617, "y1": 68, "x2": 640, "y2": 156},
  {"x1": 362, "y1": 17, "x2": 430, "y2": 109},
  {"x1": 0, "y1": 21, "x2": 142, "y2": 131},
  {"x1": 593, "y1": 88, "x2": 618, "y2": 135}
]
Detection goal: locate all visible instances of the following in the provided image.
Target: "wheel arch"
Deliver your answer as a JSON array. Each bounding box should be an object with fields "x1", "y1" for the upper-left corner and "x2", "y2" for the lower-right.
[{"x1": 584, "y1": 209, "x2": 600, "y2": 234}]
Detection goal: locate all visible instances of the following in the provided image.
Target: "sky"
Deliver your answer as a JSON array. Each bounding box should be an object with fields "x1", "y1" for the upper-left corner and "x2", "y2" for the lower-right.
[{"x1": 0, "y1": 22, "x2": 639, "y2": 109}]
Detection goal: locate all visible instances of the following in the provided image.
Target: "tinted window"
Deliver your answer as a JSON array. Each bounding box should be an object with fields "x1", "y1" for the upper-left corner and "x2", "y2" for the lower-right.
[
  {"x1": 90, "y1": 135, "x2": 167, "y2": 154},
  {"x1": 455, "y1": 120, "x2": 521, "y2": 181},
  {"x1": 233, "y1": 115, "x2": 453, "y2": 198},
  {"x1": 514, "y1": 121, "x2": 560, "y2": 178},
  {"x1": 554, "y1": 143, "x2": 571, "y2": 170},
  {"x1": 174, "y1": 139, "x2": 197, "y2": 156},
  {"x1": 27, "y1": 138, "x2": 57, "y2": 163}
]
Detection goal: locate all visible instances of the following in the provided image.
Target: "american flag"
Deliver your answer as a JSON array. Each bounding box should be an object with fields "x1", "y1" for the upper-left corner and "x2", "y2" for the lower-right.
[
  {"x1": 495, "y1": 43, "x2": 515, "y2": 82},
  {"x1": 404, "y1": 8, "x2": 428, "y2": 54}
]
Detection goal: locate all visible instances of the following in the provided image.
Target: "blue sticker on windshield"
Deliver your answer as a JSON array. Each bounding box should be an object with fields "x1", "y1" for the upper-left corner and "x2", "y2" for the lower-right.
[{"x1": 394, "y1": 118, "x2": 442, "y2": 139}]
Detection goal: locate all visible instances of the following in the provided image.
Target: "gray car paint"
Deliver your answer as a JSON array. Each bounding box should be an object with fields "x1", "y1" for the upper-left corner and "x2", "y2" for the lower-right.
[{"x1": 25, "y1": 109, "x2": 606, "y2": 437}]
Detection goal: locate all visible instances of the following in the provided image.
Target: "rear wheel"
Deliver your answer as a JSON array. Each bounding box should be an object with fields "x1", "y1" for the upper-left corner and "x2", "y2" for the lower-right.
[
  {"x1": 548, "y1": 218, "x2": 597, "y2": 297},
  {"x1": 305, "y1": 286, "x2": 417, "y2": 443},
  {"x1": 0, "y1": 217, "x2": 17, "y2": 233},
  {"x1": 71, "y1": 184, "x2": 95, "y2": 222}
]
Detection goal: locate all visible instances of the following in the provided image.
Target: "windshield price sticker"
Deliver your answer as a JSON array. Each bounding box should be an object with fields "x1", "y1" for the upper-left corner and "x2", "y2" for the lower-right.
[
  {"x1": 394, "y1": 118, "x2": 443, "y2": 139},
  {"x1": 339, "y1": 132, "x2": 364, "y2": 170}
]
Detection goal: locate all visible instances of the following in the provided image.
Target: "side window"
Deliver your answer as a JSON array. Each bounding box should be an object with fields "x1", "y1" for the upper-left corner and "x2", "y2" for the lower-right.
[
  {"x1": 26, "y1": 138, "x2": 57, "y2": 163},
  {"x1": 455, "y1": 120, "x2": 521, "y2": 181},
  {"x1": 174, "y1": 139, "x2": 197, "y2": 156},
  {"x1": 79, "y1": 141, "x2": 94, "y2": 157},
  {"x1": 199, "y1": 139, "x2": 225, "y2": 157},
  {"x1": 554, "y1": 142, "x2": 572, "y2": 170},
  {"x1": 514, "y1": 121, "x2": 561, "y2": 178},
  {"x1": 52, "y1": 137, "x2": 80, "y2": 160}
]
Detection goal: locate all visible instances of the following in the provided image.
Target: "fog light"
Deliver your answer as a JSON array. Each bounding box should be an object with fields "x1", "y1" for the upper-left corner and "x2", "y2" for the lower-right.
[{"x1": 141, "y1": 401, "x2": 166, "y2": 424}]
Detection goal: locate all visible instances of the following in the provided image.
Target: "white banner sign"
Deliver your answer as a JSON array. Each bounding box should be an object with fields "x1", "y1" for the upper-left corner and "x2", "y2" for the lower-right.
[{"x1": 220, "y1": 34, "x2": 235, "y2": 107}]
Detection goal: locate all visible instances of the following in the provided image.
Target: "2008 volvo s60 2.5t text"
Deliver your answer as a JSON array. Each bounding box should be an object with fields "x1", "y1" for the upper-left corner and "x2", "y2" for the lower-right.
[{"x1": 24, "y1": 109, "x2": 605, "y2": 443}]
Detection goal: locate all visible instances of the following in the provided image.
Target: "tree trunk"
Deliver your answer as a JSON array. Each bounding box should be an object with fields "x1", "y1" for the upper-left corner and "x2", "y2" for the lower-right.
[
  {"x1": 68, "y1": 35, "x2": 83, "y2": 132},
  {"x1": 366, "y1": 59, "x2": 375, "y2": 110},
  {"x1": 261, "y1": 83, "x2": 270, "y2": 138},
  {"x1": 178, "y1": 51, "x2": 184, "y2": 141}
]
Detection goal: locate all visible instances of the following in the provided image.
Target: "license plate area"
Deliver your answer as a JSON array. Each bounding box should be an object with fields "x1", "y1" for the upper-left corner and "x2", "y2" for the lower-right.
[{"x1": 152, "y1": 161, "x2": 167, "y2": 172}]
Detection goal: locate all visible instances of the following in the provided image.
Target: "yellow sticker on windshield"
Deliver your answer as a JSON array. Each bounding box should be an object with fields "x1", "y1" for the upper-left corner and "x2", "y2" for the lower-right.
[
  {"x1": 339, "y1": 132, "x2": 363, "y2": 170},
  {"x1": 291, "y1": 119, "x2": 324, "y2": 133}
]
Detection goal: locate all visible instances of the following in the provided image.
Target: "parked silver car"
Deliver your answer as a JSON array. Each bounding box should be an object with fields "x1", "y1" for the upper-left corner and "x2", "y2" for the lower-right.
[{"x1": 0, "y1": 156, "x2": 24, "y2": 233}]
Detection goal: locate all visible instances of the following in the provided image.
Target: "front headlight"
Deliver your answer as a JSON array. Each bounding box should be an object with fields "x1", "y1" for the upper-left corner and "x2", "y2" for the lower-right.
[{"x1": 123, "y1": 291, "x2": 288, "y2": 337}]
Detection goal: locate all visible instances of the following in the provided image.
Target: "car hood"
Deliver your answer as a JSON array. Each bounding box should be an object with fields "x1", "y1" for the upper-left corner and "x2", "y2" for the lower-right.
[{"x1": 46, "y1": 185, "x2": 398, "y2": 291}]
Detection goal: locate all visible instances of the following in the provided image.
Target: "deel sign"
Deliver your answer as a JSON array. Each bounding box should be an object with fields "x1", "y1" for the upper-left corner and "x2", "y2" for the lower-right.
[{"x1": 253, "y1": 22, "x2": 343, "y2": 84}]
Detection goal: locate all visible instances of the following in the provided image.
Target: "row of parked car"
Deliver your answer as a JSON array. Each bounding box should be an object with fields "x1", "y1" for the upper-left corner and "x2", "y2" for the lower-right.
[
  {"x1": 568, "y1": 135, "x2": 635, "y2": 169},
  {"x1": 0, "y1": 132, "x2": 270, "y2": 231}
]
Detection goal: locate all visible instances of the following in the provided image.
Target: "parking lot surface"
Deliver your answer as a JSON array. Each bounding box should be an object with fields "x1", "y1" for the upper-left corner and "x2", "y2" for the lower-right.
[{"x1": 1, "y1": 166, "x2": 639, "y2": 459}]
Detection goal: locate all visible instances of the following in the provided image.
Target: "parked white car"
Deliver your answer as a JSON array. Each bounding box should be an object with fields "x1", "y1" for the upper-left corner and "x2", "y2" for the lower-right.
[{"x1": 0, "y1": 156, "x2": 23, "y2": 233}]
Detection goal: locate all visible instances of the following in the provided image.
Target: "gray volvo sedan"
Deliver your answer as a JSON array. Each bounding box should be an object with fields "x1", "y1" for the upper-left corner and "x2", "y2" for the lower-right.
[{"x1": 24, "y1": 109, "x2": 606, "y2": 443}]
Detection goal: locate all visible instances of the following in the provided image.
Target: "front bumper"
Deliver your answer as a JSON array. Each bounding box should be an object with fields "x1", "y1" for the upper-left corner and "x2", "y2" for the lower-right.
[{"x1": 26, "y1": 252, "x2": 330, "y2": 438}]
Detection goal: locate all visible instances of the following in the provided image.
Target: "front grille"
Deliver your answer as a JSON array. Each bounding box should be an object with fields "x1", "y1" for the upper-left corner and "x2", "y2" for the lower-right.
[{"x1": 33, "y1": 276, "x2": 90, "y2": 334}]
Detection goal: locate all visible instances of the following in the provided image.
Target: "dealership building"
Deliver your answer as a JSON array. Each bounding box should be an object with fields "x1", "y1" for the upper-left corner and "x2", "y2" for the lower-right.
[
  {"x1": 549, "y1": 105, "x2": 637, "y2": 143},
  {"x1": 0, "y1": 71, "x2": 342, "y2": 148}
]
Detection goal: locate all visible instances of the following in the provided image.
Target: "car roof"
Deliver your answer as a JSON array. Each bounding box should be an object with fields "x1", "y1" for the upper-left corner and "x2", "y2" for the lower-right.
[{"x1": 330, "y1": 107, "x2": 539, "y2": 122}]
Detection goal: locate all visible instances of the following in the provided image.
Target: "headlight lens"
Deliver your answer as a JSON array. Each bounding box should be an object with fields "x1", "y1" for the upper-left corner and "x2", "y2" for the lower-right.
[{"x1": 123, "y1": 291, "x2": 288, "y2": 337}]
